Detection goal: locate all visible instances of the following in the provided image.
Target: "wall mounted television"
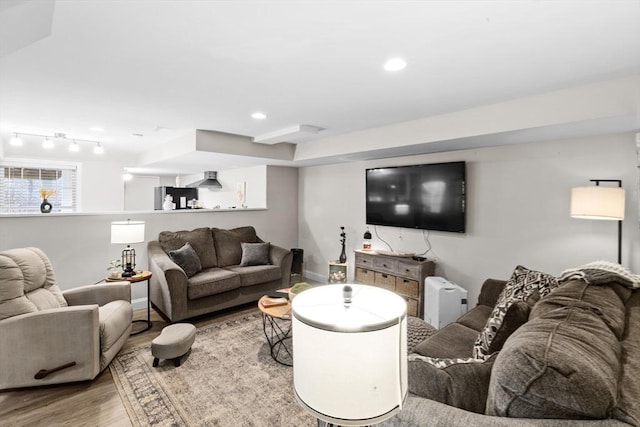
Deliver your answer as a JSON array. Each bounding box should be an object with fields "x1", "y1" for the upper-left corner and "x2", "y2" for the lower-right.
[{"x1": 365, "y1": 161, "x2": 466, "y2": 233}]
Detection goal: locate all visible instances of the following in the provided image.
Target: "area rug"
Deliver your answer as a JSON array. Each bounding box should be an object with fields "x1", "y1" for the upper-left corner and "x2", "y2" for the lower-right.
[{"x1": 110, "y1": 313, "x2": 315, "y2": 427}]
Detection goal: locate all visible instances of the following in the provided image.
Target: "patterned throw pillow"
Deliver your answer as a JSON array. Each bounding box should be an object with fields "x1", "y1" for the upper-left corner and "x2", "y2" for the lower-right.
[{"x1": 472, "y1": 265, "x2": 559, "y2": 360}]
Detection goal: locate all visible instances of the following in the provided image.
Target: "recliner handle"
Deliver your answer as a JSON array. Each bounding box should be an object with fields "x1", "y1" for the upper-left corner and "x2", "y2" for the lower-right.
[{"x1": 34, "y1": 361, "x2": 76, "y2": 379}]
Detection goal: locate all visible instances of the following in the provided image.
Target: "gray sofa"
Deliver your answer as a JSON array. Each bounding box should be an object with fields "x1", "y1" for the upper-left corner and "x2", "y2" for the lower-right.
[
  {"x1": 148, "y1": 226, "x2": 292, "y2": 322},
  {"x1": 382, "y1": 269, "x2": 640, "y2": 426}
]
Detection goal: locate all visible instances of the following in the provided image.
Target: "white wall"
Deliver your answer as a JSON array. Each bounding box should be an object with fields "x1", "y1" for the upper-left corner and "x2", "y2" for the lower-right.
[
  {"x1": 124, "y1": 175, "x2": 160, "y2": 211},
  {"x1": 190, "y1": 165, "x2": 267, "y2": 209},
  {"x1": 0, "y1": 166, "x2": 298, "y2": 309},
  {"x1": 298, "y1": 133, "x2": 640, "y2": 307}
]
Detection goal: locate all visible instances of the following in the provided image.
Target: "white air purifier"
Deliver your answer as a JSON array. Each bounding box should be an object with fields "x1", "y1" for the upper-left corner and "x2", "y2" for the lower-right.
[{"x1": 424, "y1": 277, "x2": 468, "y2": 329}]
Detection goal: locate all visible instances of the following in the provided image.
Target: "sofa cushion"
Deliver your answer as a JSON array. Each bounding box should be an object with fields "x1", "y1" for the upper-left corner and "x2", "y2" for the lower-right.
[
  {"x1": 456, "y1": 305, "x2": 493, "y2": 332},
  {"x1": 187, "y1": 268, "x2": 241, "y2": 299},
  {"x1": 473, "y1": 265, "x2": 557, "y2": 360},
  {"x1": 227, "y1": 265, "x2": 282, "y2": 287},
  {"x1": 212, "y1": 226, "x2": 260, "y2": 267},
  {"x1": 169, "y1": 242, "x2": 202, "y2": 278},
  {"x1": 239, "y1": 242, "x2": 271, "y2": 266},
  {"x1": 413, "y1": 322, "x2": 480, "y2": 359},
  {"x1": 486, "y1": 280, "x2": 623, "y2": 420},
  {"x1": 408, "y1": 353, "x2": 497, "y2": 414},
  {"x1": 159, "y1": 227, "x2": 217, "y2": 269}
]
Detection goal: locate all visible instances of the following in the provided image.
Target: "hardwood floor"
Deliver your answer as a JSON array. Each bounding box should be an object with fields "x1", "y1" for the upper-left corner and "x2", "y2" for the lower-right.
[{"x1": 0, "y1": 304, "x2": 258, "y2": 427}]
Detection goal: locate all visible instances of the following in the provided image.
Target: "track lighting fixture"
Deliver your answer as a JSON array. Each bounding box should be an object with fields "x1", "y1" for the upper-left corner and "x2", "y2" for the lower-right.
[
  {"x1": 10, "y1": 133, "x2": 23, "y2": 146},
  {"x1": 8, "y1": 132, "x2": 104, "y2": 155}
]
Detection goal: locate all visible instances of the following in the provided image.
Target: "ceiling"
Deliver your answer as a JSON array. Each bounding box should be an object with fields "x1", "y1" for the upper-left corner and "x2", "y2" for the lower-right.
[{"x1": 1, "y1": 0, "x2": 639, "y2": 175}]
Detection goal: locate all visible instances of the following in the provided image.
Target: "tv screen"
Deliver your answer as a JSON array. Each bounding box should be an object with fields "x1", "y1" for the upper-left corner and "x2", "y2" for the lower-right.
[{"x1": 366, "y1": 161, "x2": 466, "y2": 233}]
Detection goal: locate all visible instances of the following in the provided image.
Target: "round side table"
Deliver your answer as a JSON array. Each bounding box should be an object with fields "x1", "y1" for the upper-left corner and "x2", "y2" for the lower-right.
[{"x1": 107, "y1": 271, "x2": 152, "y2": 335}]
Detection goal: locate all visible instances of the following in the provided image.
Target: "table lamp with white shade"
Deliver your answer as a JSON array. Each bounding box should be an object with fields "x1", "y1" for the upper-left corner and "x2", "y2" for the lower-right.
[
  {"x1": 292, "y1": 284, "x2": 407, "y2": 427},
  {"x1": 111, "y1": 220, "x2": 145, "y2": 277}
]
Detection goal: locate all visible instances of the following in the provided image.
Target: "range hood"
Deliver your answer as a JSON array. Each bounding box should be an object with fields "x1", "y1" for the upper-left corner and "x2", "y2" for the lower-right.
[{"x1": 187, "y1": 171, "x2": 222, "y2": 188}]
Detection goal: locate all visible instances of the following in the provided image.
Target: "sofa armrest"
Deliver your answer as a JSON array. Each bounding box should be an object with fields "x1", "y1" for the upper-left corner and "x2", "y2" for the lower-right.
[
  {"x1": 477, "y1": 279, "x2": 507, "y2": 308},
  {"x1": 269, "y1": 244, "x2": 293, "y2": 287},
  {"x1": 0, "y1": 306, "x2": 100, "y2": 389},
  {"x1": 148, "y1": 240, "x2": 189, "y2": 321},
  {"x1": 379, "y1": 394, "x2": 627, "y2": 427},
  {"x1": 63, "y1": 282, "x2": 131, "y2": 306}
]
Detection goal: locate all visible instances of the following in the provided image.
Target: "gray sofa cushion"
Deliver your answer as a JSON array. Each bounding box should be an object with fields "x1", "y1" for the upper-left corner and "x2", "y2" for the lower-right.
[
  {"x1": 169, "y1": 242, "x2": 202, "y2": 278},
  {"x1": 456, "y1": 305, "x2": 493, "y2": 331},
  {"x1": 408, "y1": 353, "x2": 497, "y2": 414},
  {"x1": 413, "y1": 322, "x2": 479, "y2": 359},
  {"x1": 187, "y1": 268, "x2": 241, "y2": 299},
  {"x1": 239, "y1": 242, "x2": 270, "y2": 266},
  {"x1": 486, "y1": 279, "x2": 623, "y2": 420},
  {"x1": 159, "y1": 227, "x2": 217, "y2": 269},
  {"x1": 212, "y1": 226, "x2": 260, "y2": 267},
  {"x1": 228, "y1": 265, "x2": 282, "y2": 287}
]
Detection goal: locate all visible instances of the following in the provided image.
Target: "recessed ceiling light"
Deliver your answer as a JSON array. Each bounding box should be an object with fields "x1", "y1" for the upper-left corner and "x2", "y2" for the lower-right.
[
  {"x1": 90, "y1": 127, "x2": 104, "y2": 132},
  {"x1": 384, "y1": 58, "x2": 407, "y2": 71},
  {"x1": 251, "y1": 112, "x2": 267, "y2": 120}
]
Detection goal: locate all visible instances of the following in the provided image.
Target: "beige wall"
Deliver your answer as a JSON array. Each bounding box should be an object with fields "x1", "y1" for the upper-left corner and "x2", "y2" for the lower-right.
[{"x1": 298, "y1": 133, "x2": 640, "y2": 307}]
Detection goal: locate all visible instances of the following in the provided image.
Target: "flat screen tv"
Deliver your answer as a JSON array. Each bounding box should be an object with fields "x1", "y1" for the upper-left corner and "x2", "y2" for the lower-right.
[{"x1": 366, "y1": 161, "x2": 466, "y2": 233}]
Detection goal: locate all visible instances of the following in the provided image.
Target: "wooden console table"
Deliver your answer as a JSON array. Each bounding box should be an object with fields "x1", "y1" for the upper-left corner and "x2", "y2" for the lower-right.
[{"x1": 354, "y1": 250, "x2": 435, "y2": 317}]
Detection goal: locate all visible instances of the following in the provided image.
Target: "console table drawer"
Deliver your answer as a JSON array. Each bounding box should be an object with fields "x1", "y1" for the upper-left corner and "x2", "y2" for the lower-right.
[
  {"x1": 374, "y1": 272, "x2": 396, "y2": 291},
  {"x1": 355, "y1": 267, "x2": 375, "y2": 285},
  {"x1": 372, "y1": 257, "x2": 398, "y2": 273},
  {"x1": 355, "y1": 253, "x2": 374, "y2": 268},
  {"x1": 396, "y1": 261, "x2": 422, "y2": 281},
  {"x1": 395, "y1": 277, "x2": 419, "y2": 298}
]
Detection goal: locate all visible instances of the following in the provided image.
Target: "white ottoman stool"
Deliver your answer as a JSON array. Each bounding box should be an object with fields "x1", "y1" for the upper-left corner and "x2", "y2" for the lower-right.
[{"x1": 151, "y1": 323, "x2": 196, "y2": 367}]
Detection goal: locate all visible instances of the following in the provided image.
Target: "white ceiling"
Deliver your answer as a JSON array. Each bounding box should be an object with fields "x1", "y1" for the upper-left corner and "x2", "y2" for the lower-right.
[{"x1": 1, "y1": 0, "x2": 639, "y2": 174}]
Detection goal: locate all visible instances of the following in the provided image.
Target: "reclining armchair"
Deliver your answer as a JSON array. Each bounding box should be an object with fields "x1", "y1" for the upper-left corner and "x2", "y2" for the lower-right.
[{"x1": 0, "y1": 247, "x2": 133, "y2": 389}]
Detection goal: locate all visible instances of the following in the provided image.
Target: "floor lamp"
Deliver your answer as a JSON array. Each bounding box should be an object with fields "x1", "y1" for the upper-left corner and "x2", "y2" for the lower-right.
[{"x1": 570, "y1": 179, "x2": 625, "y2": 264}]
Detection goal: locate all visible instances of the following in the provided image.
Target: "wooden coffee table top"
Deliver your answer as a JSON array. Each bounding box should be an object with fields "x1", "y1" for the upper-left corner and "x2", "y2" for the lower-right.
[{"x1": 258, "y1": 295, "x2": 291, "y2": 320}]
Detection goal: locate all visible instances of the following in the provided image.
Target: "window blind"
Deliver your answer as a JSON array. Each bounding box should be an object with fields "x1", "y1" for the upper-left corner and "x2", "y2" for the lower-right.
[{"x1": 0, "y1": 165, "x2": 78, "y2": 214}]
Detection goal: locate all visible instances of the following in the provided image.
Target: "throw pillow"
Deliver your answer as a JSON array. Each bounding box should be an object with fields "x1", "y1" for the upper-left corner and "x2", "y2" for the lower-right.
[
  {"x1": 159, "y1": 227, "x2": 216, "y2": 269},
  {"x1": 239, "y1": 242, "x2": 270, "y2": 266},
  {"x1": 472, "y1": 265, "x2": 558, "y2": 360},
  {"x1": 169, "y1": 242, "x2": 202, "y2": 278}
]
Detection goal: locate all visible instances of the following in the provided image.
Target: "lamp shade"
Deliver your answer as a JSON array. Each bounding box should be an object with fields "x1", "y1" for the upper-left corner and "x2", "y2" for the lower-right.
[
  {"x1": 111, "y1": 220, "x2": 145, "y2": 244},
  {"x1": 292, "y1": 284, "x2": 407, "y2": 426},
  {"x1": 570, "y1": 186, "x2": 625, "y2": 220}
]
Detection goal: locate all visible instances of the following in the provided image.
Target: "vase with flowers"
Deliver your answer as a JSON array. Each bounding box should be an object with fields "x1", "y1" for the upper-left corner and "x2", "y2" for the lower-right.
[{"x1": 39, "y1": 188, "x2": 58, "y2": 213}]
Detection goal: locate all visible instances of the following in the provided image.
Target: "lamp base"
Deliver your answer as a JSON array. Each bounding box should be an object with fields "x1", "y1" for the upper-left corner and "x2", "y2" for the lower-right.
[{"x1": 122, "y1": 267, "x2": 135, "y2": 277}]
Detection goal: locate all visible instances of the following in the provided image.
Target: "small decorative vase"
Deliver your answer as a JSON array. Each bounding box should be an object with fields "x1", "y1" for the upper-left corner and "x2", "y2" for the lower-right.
[
  {"x1": 339, "y1": 243, "x2": 346, "y2": 264},
  {"x1": 40, "y1": 198, "x2": 52, "y2": 213}
]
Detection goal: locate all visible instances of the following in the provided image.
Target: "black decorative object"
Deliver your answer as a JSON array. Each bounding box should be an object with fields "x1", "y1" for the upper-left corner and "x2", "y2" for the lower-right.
[
  {"x1": 40, "y1": 198, "x2": 52, "y2": 213},
  {"x1": 339, "y1": 226, "x2": 346, "y2": 263},
  {"x1": 363, "y1": 227, "x2": 372, "y2": 250}
]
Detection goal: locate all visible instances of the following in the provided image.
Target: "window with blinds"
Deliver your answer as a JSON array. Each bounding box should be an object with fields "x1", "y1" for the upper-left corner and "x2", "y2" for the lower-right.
[{"x1": 0, "y1": 165, "x2": 78, "y2": 214}]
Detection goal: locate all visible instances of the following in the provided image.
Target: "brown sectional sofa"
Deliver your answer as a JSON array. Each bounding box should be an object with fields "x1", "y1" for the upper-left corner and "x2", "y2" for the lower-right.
[
  {"x1": 381, "y1": 273, "x2": 640, "y2": 426},
  {"x1": 148, "y1": 226, "x2": 292, "y2": 322}
]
